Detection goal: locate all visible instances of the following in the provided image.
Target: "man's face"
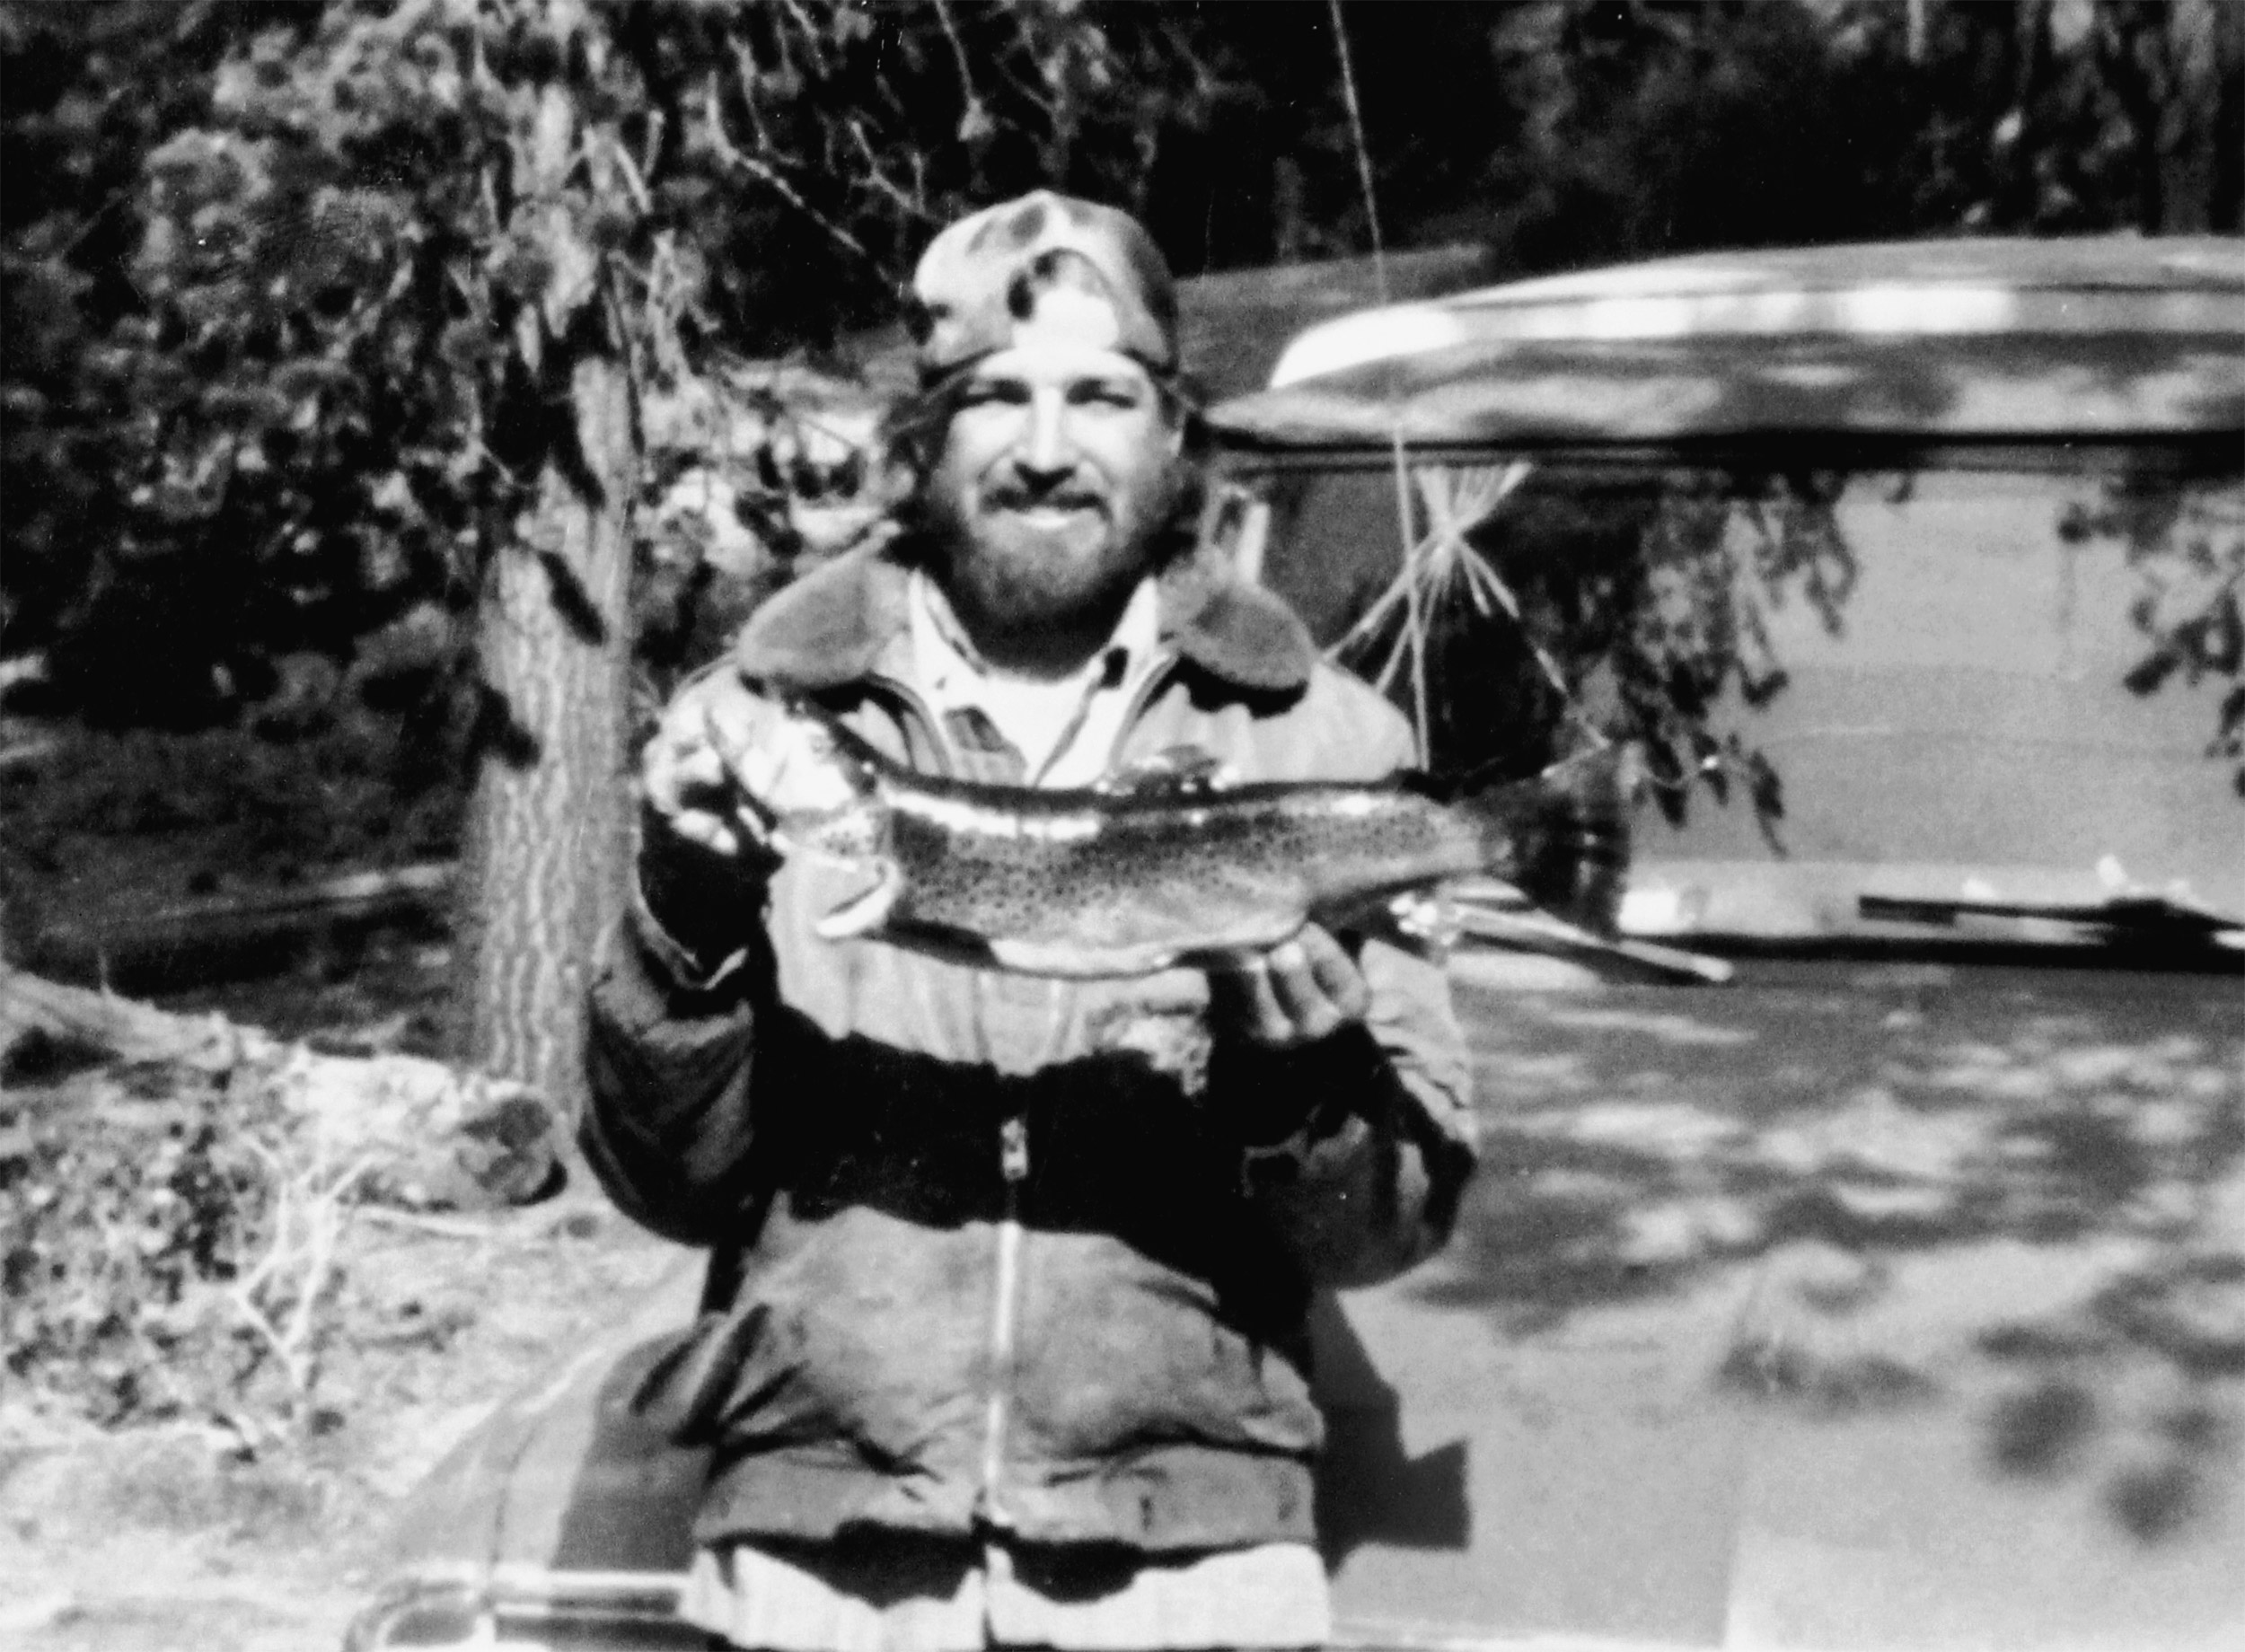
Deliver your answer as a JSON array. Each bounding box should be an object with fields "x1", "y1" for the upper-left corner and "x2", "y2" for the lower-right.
[{"x1": 920, "y1": 341, "x2": 1182, "y2": 642}]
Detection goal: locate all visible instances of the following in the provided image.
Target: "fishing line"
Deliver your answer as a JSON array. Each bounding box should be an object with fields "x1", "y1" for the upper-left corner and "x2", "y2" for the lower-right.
[
  {"x1": 1325, "y1": 0, "x2": 1429, "y2": 765},
  {"x1": 1325, "y1": 0, "x2": 1598, "y2": 762}
]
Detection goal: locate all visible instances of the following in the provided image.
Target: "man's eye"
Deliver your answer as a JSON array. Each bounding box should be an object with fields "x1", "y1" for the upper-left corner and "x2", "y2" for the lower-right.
[{"x1": 1071, "y1": 383, "x2": 1140, "y2": 409}]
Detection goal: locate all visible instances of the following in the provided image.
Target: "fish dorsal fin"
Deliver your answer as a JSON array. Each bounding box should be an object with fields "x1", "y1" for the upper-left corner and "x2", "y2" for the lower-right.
[{"x1": 1094, "y1": 745, "x2": 1235, "y2": 798}]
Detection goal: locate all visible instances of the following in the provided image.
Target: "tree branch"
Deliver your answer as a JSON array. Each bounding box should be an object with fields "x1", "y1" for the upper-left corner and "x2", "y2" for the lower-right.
[
  {"x1": 700, "y1": 74, "x2": 882, "y2": 274},
  {"x1": 930, "y1": 0, "x2": 983, "y2": 119}
]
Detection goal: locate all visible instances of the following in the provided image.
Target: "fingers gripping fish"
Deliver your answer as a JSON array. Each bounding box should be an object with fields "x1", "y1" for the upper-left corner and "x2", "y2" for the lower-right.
[{"x1": 718, "y1": 694, "x2": 1629, "y2": 980}]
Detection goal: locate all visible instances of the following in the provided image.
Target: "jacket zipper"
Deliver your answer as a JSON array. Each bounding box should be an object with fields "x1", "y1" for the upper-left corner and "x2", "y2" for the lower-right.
[
  {"x1": 979, "y1": 1112, "x2": 1031, "y2": 1525},
  {"x1": 955, "y1": 657, "x2": 1183, "y2": 1524},
  {"x1": 867, "y1": 659, "x2": 1175, "y2": 1524},
  {"x1": 866, "y1": 669, "x2": 1030, "y2": 1522}
]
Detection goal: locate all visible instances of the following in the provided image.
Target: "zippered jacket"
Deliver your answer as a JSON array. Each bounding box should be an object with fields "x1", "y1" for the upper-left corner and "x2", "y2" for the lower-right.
[{"x1": 582, "y1": 540, "x2": 1479, "y2": 1554}]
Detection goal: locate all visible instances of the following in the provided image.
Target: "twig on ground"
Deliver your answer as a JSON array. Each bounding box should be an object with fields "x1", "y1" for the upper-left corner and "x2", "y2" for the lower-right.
[
  {"x1": 357, "y1": 1205, "x2": 512, "y2": 1241},
  {"x1": 231, "y1": 1133, "x2": 379, "y2": 1413}
]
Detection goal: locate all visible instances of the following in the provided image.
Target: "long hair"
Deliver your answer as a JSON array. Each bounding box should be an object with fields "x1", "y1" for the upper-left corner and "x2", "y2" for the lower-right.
[{"x1": 877, "y1": 367, "x2": 1212, "y2": 572}]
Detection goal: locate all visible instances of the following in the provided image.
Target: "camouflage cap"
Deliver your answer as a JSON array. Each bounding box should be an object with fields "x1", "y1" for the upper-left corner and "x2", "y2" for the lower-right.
[{"x1": 908, "y1": 190, "x2": 1179, "y2": 382}]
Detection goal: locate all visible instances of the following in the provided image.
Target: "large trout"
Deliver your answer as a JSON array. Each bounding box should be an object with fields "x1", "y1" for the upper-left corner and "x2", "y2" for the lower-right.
[{"x1": 728, "y1": 698, "x2": 1630, "y2": 980}]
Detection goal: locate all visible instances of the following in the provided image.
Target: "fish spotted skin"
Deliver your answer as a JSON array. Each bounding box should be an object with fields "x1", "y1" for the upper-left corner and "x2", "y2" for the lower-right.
[{"x1": 765, "y1": 698, "x2": 1628, "y2": 980}]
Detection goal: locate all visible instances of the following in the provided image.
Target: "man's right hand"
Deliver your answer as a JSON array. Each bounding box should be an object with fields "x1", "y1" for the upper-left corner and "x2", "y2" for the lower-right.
[
  {"x1": 640, "y1": 669, "x2": 784, "y2": 867},
  {"x1": 642, "y1": 670, "x2": 868, "y2": 858},
  {"x1": 635, "y1": 670, "x2": 833, "y2": 975}
]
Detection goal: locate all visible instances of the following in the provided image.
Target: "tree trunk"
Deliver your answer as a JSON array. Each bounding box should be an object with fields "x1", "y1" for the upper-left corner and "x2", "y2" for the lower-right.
[
  {"x1": 453, "y1": 351, "x2": 637, "y2": 1123},
  {"x1": 451, "y1": 40, "x2": 640, "y2": 1130}
]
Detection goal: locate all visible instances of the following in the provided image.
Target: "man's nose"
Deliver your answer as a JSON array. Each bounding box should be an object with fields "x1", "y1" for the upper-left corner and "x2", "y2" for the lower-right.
[{"x1": 1017, "y1": 390, "x2": 1077, "y2": 478}]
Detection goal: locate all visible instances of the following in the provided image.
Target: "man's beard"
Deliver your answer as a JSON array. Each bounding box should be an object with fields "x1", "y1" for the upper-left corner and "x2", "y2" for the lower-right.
[
  {"x1": 931, "y1": 469, "x2": 1179, "y2": 642},
  {"x1": 946, "y1": 517, "x2": 1139, "y2": 633}
]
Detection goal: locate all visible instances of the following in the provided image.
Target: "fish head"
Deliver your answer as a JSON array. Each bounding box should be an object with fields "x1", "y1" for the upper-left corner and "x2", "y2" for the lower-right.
[
  {"x1": 746, "y1": 698, "x2": 902, "y2": 942},
  {"x1": 773, "y1": 790, "x2": 887, "y2": 866}
]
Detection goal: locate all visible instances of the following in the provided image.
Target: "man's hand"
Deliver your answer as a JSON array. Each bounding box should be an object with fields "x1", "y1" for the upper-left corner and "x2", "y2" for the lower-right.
[
  {"x1": 1208, "y1": 924, "x2": 1372, "y2": 1050},
  {"x1": 635, "y1": 672, "x2": 863, "y2": 968},
  {"x1": 641, "y1": 672, "x2": 860, "y2": 864},
  {"x1": 640, "y1": 670, "x2": 779, "y2": 865}
]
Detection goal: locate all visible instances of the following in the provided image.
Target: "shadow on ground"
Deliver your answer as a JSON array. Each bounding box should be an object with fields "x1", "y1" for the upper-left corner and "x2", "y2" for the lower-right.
[{"x1": 1426, "y1": 956, "x2": 2245, "y2": 1544}]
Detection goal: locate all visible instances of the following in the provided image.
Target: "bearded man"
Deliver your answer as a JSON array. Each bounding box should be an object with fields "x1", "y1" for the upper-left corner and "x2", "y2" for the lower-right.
[{"x1": 584, "y1": 190, "x2": 1477, "y2": 1650}]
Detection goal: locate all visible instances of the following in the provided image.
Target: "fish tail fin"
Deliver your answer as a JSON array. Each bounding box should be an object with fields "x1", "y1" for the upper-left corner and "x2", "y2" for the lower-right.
[{"x1": 1461, "y1": 744, "x2": 1632, "y2": 934}]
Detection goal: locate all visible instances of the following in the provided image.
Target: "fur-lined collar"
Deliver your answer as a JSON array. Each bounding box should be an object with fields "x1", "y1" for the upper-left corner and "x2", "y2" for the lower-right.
[{"x1": 733, "y1": 539, "x2": 1316, "y2": 696}]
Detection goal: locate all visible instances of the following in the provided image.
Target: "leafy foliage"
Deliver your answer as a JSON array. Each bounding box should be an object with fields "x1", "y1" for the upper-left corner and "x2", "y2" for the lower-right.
[
  {"x1": 1607, "y1": 480, "x2": 1852, "y2": 836},
  {"x1": 2065, "y1": 476, "x2": 2245, "y2": 795},
  {"x1": 0, "y1": 0, "x2": 1240, "y2": 725},
  {"x1": 1476, "y1": 0, "x2": 2240, "y2": 277},
  {"x1": 1477, "y1": 0, "x2": 1931, "y2": 271}
]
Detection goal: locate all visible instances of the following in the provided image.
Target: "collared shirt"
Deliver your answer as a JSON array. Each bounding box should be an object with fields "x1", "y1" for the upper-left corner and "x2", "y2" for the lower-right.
[{"x1": 908, "y1": 569, "x2": 1165, "y2": 786}]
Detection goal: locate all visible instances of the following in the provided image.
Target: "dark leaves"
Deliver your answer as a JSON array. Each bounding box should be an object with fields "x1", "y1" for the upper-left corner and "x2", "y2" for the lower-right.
[
  {"x1": 2216, "y1": 685, "x2": 2245, "y2": 755},
  {"x1": 2125, "y1": 646, "x2": 2181, "y2": 698},
  {"x1": 2098, "y1": 472, "x2": 2245, "y2": 792}
]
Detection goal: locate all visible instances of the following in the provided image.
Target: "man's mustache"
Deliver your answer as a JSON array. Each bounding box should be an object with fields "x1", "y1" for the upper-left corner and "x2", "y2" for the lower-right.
[{"x1": 983, "y1": 478, "x2": 1108, "y2": 514}]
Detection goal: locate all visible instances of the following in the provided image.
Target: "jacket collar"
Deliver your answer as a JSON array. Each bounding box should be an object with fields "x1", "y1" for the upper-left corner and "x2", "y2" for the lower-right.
[{"x1": 733, "y1": 537, "x2": 1316, "y2": 697}]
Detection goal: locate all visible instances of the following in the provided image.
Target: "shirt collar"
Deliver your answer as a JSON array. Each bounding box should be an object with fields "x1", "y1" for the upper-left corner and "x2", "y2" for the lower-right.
[
  {"x1": 908, "y1": 568, "x2": 1158, "y2": 699},
  {"x1": 735, "y1": 538, "x2": 1316, "y2": 698}
]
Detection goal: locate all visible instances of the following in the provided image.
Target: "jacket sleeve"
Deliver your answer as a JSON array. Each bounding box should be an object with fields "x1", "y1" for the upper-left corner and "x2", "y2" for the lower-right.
[
  {"x1": 579, "y1": 851, "x2": 774, "y2": 1248},
  {"x1": 1214, "y1": 681, "x2": 1480, "y2": 1291},
  {"x1": 1217, "y1": 930, "x2": 1478, "y2": 1290}
]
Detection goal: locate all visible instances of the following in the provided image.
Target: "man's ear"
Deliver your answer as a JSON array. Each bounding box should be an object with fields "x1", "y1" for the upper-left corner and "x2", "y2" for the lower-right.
[
  {"x1": 1158, "y1": 388, "x2": 1190, "y2": 458},
  {"x1": 1158, "y1": 380, "x2": 1206, "y2": 461}
]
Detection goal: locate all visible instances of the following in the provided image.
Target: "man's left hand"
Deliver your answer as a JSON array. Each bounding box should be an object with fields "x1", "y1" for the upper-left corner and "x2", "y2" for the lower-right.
[{"x1": 1209, "y1": 924, "x2": 1372, "y2": 1050}]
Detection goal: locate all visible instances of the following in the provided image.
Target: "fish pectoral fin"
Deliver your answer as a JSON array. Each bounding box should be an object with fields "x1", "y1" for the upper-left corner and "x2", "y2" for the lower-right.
[{"x1": 814, "y1": 861, "x2": 904, "y2": 941}]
